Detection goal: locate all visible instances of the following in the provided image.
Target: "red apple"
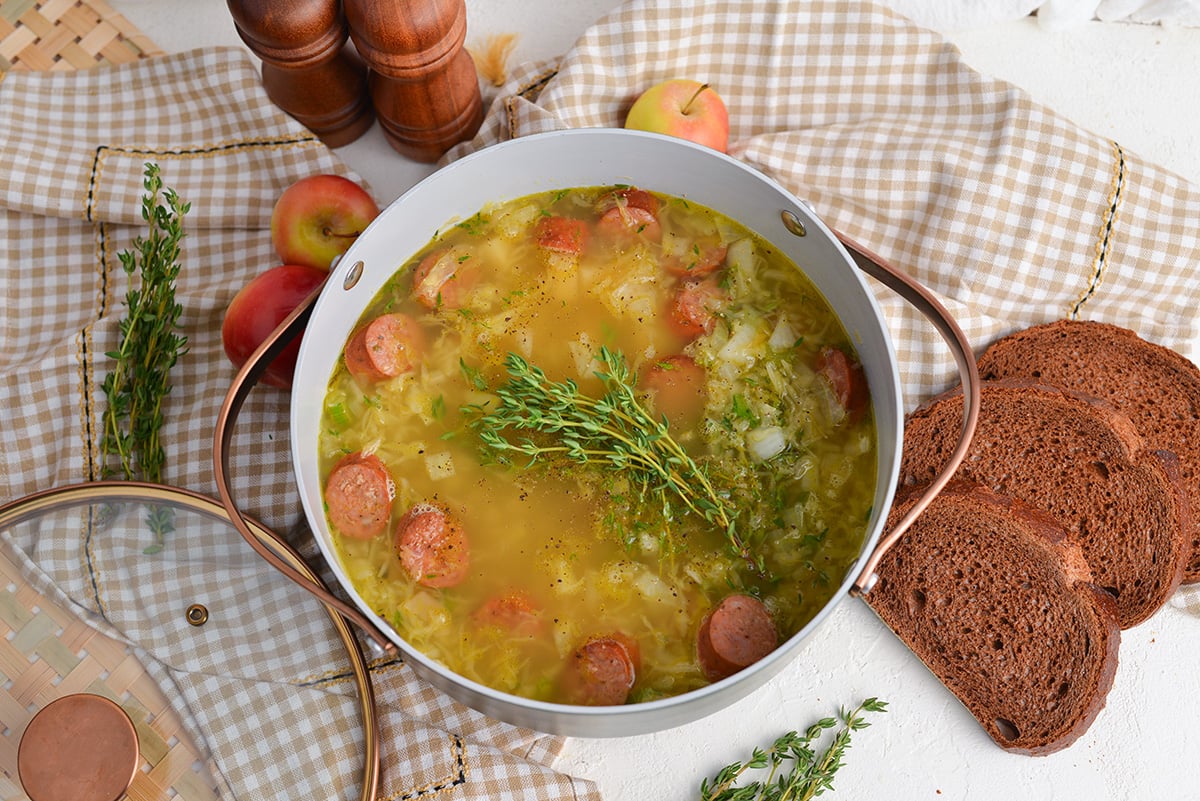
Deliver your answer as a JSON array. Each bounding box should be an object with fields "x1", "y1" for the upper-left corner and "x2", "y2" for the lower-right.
[
  {"x1": 270, "y1": 174, "x2": 380, "y2": 271},
  {"x1": 624, "y1": 79, "x2": 730, "y2": 153},
  {"x1": 222, "y1": 264, "x2": 326, "y2": 389}
]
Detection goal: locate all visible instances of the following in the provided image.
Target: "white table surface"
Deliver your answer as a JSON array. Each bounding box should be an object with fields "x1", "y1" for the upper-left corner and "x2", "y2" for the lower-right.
[{"x1": 112, "y1": 2, "x2": 1200, "y2": 799}]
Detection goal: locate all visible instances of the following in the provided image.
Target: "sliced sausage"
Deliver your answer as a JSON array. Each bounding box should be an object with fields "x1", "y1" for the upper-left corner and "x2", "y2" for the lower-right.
[
  {"x1": 394, "y1": 502, "x2": 470, "y2": 588},
  {"x1": 535, "y1": 216, "x2": 590, "y2": 255},
  {"x1": 697, "y1": 594, "x2": 778, "y2": 682},
  {"x1": 666, "y1": 277, "x2": 727, "y2": 340},
  {"x1": 596, "y1": 188, "x2": 662, "y2": 242},
  {"x1": 471, "y1": 592, "x2": 544, "y2": 637},
  {"x1": 561, "y1": 635, "x2": 638, "y2": 706},
  {"x1": 664, "y1": 240, "x2": 728, "y2": 278},
  {"x1": 640, "y1": 354, "x2": 708, "y2": 432},
  {"x1": 815, "y1": 346, "x2": 869, "y2": 424},
  {"x1": 597, "y1": 205, "x2": 662, "y2": 242},
  {"x1": 325, "y1": 452, "x2": 394, "y2": 540},
  {"x1": 598, "y1": 187, "x2": 660, "y2": 216},
  {"x1": 343, "y1": 313, "x2": 425, "y2": 383},
  {"x1": 412, "y1": 248, "x2": 475, "y2": 310}
]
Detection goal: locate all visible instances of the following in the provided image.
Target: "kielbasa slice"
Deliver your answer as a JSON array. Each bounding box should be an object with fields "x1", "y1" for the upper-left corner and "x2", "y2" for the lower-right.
[
  {"x1": 667, "y1": 277, "x2": 727, "y2": 340},
  {"x1": 664, "y1": 241, "x2": 728, "y2": 278},
  {"x1": 412, "y1": 248, "x2": 475, "y2": 310},
  {"x1": 697, "y1": 594, "x2": 778, "y2": 682},
  {"x1": 596, "y1": 188, "x2": 662, "y2": 242},
  {"x1": 597, "y1": 206, "x2": 662, "y2": 242},
  {"x1": 535, "y1": 216, "x2": 590, "y2": 255},
  {"x1": 815, "y1": 346, "x2": 869, "y2": 424},
  {"x1": 394, "y1": 502, "x2": 470, "y2": 588},
  {"x1": 325, "y1": 452, "x2": 394, "y2": 540},
  {"x1": 561, "y1": 635, "x2": 638, "y2": 706},
  {"x1": 641, "y1": 354, "x2": 708, "y2": 431},
  {"x1": 471, "y1": 592, "x2": 544, "y2": 637},
  {"x1": 344, "y1": 313, "x2": 425, "y2": 383},
  {"x1": 598, "y1": 187, "x2": 660, "y2": 216}
]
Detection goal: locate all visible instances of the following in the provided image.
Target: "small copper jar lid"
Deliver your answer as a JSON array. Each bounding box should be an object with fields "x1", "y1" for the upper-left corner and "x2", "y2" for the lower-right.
[{"x1": 17, "y1": 693, "x2": 140, "y2": 801}]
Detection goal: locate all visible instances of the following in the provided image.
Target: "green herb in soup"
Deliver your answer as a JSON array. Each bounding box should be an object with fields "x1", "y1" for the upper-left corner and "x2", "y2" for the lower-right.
[{"x1": 318, "y1": 186, "x2": 876, "y2": 706}]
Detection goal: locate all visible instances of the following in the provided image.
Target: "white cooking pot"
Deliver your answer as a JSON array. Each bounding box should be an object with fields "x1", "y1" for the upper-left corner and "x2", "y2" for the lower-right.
[{"x1": 214, "y1": 129, "x2": 979, "y2": 737}]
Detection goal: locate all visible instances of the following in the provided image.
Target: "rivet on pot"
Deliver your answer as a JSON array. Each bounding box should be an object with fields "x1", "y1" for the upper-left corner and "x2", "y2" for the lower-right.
[
  {"x1": 186, "y1": 604, "x2": 209, "y2": 626},
  {"x1": 781, "y1": 210, "x2": 807, "y2": 237},
  {"x1": 343, "y1": 260, "x2": 365, "y2": 290}
]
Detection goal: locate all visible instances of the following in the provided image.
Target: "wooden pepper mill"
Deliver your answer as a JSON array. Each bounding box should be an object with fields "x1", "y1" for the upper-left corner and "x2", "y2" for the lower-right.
[
  {"x1": 343, "y1": 0, "x2": 484, "y2": 162},
  {"x1": 227, "y1": 0, "x2": 375, "y2": 148}
]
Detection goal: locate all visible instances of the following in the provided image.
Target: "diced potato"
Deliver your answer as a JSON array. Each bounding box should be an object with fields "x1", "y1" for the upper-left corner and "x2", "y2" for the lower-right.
[{"x1": 424, "y1": 451, "x2": 455, "y2": 480}]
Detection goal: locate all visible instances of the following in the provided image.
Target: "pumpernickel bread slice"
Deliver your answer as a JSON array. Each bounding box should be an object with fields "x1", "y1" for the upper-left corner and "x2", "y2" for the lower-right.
[
  {"x1": 978, "y1": 319, "x2": 1200, "y2": 583},
  {"x1": 867, "y1": 482, "x2": 1120, "y2": 756},
  {"x1": 901, "y1": 379, "x2": 1190, "y2": 629}
]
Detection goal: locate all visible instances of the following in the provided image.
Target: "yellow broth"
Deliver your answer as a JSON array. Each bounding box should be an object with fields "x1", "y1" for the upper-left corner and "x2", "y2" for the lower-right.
[{"x1": 318, "y1": 186, "x2": 876, "y2": 704}]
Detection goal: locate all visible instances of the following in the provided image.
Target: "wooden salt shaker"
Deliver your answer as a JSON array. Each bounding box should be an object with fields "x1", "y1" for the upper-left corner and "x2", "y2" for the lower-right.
[
  {"x1": 343, "y1": 0, "x2": 484, "y2": 162},
  {"x1": 227, "y1": 0, "x2": 375, "y2": 148}
]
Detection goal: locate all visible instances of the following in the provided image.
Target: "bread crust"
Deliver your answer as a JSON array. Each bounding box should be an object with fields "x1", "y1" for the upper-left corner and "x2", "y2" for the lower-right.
[
  {"x1": 978, "y1": 319, "x2": 1200, "y2": 582},
  {"x1": 868, "y1": 482, "x2": 1121, "y2": 755}
]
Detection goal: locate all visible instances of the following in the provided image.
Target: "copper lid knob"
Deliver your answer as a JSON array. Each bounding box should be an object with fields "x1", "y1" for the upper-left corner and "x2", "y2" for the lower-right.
[{"x1": 17, "y1": 694, "x2": 140, "y2": 801}]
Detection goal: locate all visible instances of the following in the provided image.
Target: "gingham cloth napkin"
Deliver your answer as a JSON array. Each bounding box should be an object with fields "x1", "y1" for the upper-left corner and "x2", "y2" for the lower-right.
[
  {"x1": 0, "y1": 47, "x2": 596, "y2": 801},
  {"x1": 4, "y1": 1, "x2": 1200, "y2": 799}
]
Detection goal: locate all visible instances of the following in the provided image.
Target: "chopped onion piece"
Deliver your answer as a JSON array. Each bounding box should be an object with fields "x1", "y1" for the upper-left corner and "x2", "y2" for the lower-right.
[
  {"x1": 725, "y1": 237, "x2": 755, "y2": 271},
  {"x1": 746, "y1": 425, "x2": 787, "y2": 461},
  {"x1": 568, "y1": 334, "x2": 594, "y2": 377},
  {"x1": 768, "y1": 316, "x2": 797, "y2": 351},
  {"x1": 717, "y1": 316, "x2": 768, "y2": 366}
]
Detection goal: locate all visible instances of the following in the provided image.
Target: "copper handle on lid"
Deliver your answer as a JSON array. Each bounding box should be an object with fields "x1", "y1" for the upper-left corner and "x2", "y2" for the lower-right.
[
  {"x1": 212, "y1": 277, "x2": 398, "y2": 653},
  {"x1": 833, "y1": 232, "x2": 981, "y2": 596},
  {"x1": 18, "y1": 694, "x2": 139, "y2": 801}
]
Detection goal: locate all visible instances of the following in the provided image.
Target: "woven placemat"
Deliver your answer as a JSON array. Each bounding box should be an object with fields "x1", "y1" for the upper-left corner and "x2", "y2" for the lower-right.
[
  {"x1": 0, "y1": 545, "x2": 219, "y2": 801},
  {"x1": 0, "y1": 0, "x2": 162, "y2": 72}
]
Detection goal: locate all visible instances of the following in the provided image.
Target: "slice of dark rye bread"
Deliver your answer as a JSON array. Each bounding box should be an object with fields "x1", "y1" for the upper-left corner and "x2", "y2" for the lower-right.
[
  {"x1": 900, "y1": 379, "x2": 1190, "y2": 630},
  {"x1": 977, "y1": 319, "x2": 1200, "y2": 583},
  {"x1": 867, "y1": 482, "x2": 1120, "y2": 756}
]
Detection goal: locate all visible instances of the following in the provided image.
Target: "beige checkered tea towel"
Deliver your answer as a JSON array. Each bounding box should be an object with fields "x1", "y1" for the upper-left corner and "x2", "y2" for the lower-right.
[{"x1": 0, "y1": 47, "x2": 596, "y2": 801}]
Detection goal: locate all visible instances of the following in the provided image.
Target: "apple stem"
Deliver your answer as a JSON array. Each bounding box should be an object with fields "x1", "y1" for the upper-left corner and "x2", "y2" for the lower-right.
[{"x1": 681, "y1": 83, "x2": 710, "y2": 116}]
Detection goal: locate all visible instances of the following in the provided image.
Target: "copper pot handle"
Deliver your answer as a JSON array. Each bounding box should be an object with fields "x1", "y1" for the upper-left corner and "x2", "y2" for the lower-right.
[
  {"x1": 212, "y1": 232, "x2": 974, "y2": 620},
  {"x1": 212, "y1": 278, "x2": 398, "y2": 654},
  {"x1": 834, "y1": 232, "x2": 982, "y2": 596}
]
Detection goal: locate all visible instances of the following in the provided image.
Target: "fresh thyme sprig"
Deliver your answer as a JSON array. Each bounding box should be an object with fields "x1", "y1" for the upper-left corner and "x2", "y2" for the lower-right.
[
  {"x1": 465, "y1": 346, "x2": 760, "y2": 570},
  {"x1": 700, "y1": 698, "x2": 887, "y2": 801},
  {"x1": 99, "y1": 163, "x2": 189, "y2": 554}
]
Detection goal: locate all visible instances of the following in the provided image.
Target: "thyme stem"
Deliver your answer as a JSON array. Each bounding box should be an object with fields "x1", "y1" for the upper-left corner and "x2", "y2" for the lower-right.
[
  {"x1": 99, "y1": 163, "x2": 190, "y2": 555},
  {"x1": 699, "y1": 698, "x2": 887, "y2": 801},
  {"x1": 466, "y1": 347, "x2": 759, "y2": 569}
]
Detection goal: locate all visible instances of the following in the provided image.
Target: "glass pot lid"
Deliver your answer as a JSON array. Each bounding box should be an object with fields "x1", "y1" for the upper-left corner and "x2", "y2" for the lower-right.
[{"x1": 0, "y1": 482, "x2": 379, "y2": 801}]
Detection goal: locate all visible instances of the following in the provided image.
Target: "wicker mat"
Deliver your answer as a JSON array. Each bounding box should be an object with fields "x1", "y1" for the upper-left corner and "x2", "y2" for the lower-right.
[
  {"x1": 0, "y1": 545, "x2": 218, "y2": 801},
  {"x1": 0, "y1": 0, "x2": 162, "y2": 72}
]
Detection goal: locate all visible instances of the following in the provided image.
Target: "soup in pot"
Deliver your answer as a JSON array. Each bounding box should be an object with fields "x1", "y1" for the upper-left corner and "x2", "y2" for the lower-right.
[{"x1": 318, "y1": 186, "x2": 876, "y2": 705}]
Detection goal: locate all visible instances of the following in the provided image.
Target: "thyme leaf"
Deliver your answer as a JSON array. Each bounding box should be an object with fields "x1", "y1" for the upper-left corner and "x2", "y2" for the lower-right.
[
  {"x1": 700, "y1": 698, "x2": 887, "y2": 801},
  {"x1": 465, "y1": 347, "x2": 761, "y2": 571}
]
